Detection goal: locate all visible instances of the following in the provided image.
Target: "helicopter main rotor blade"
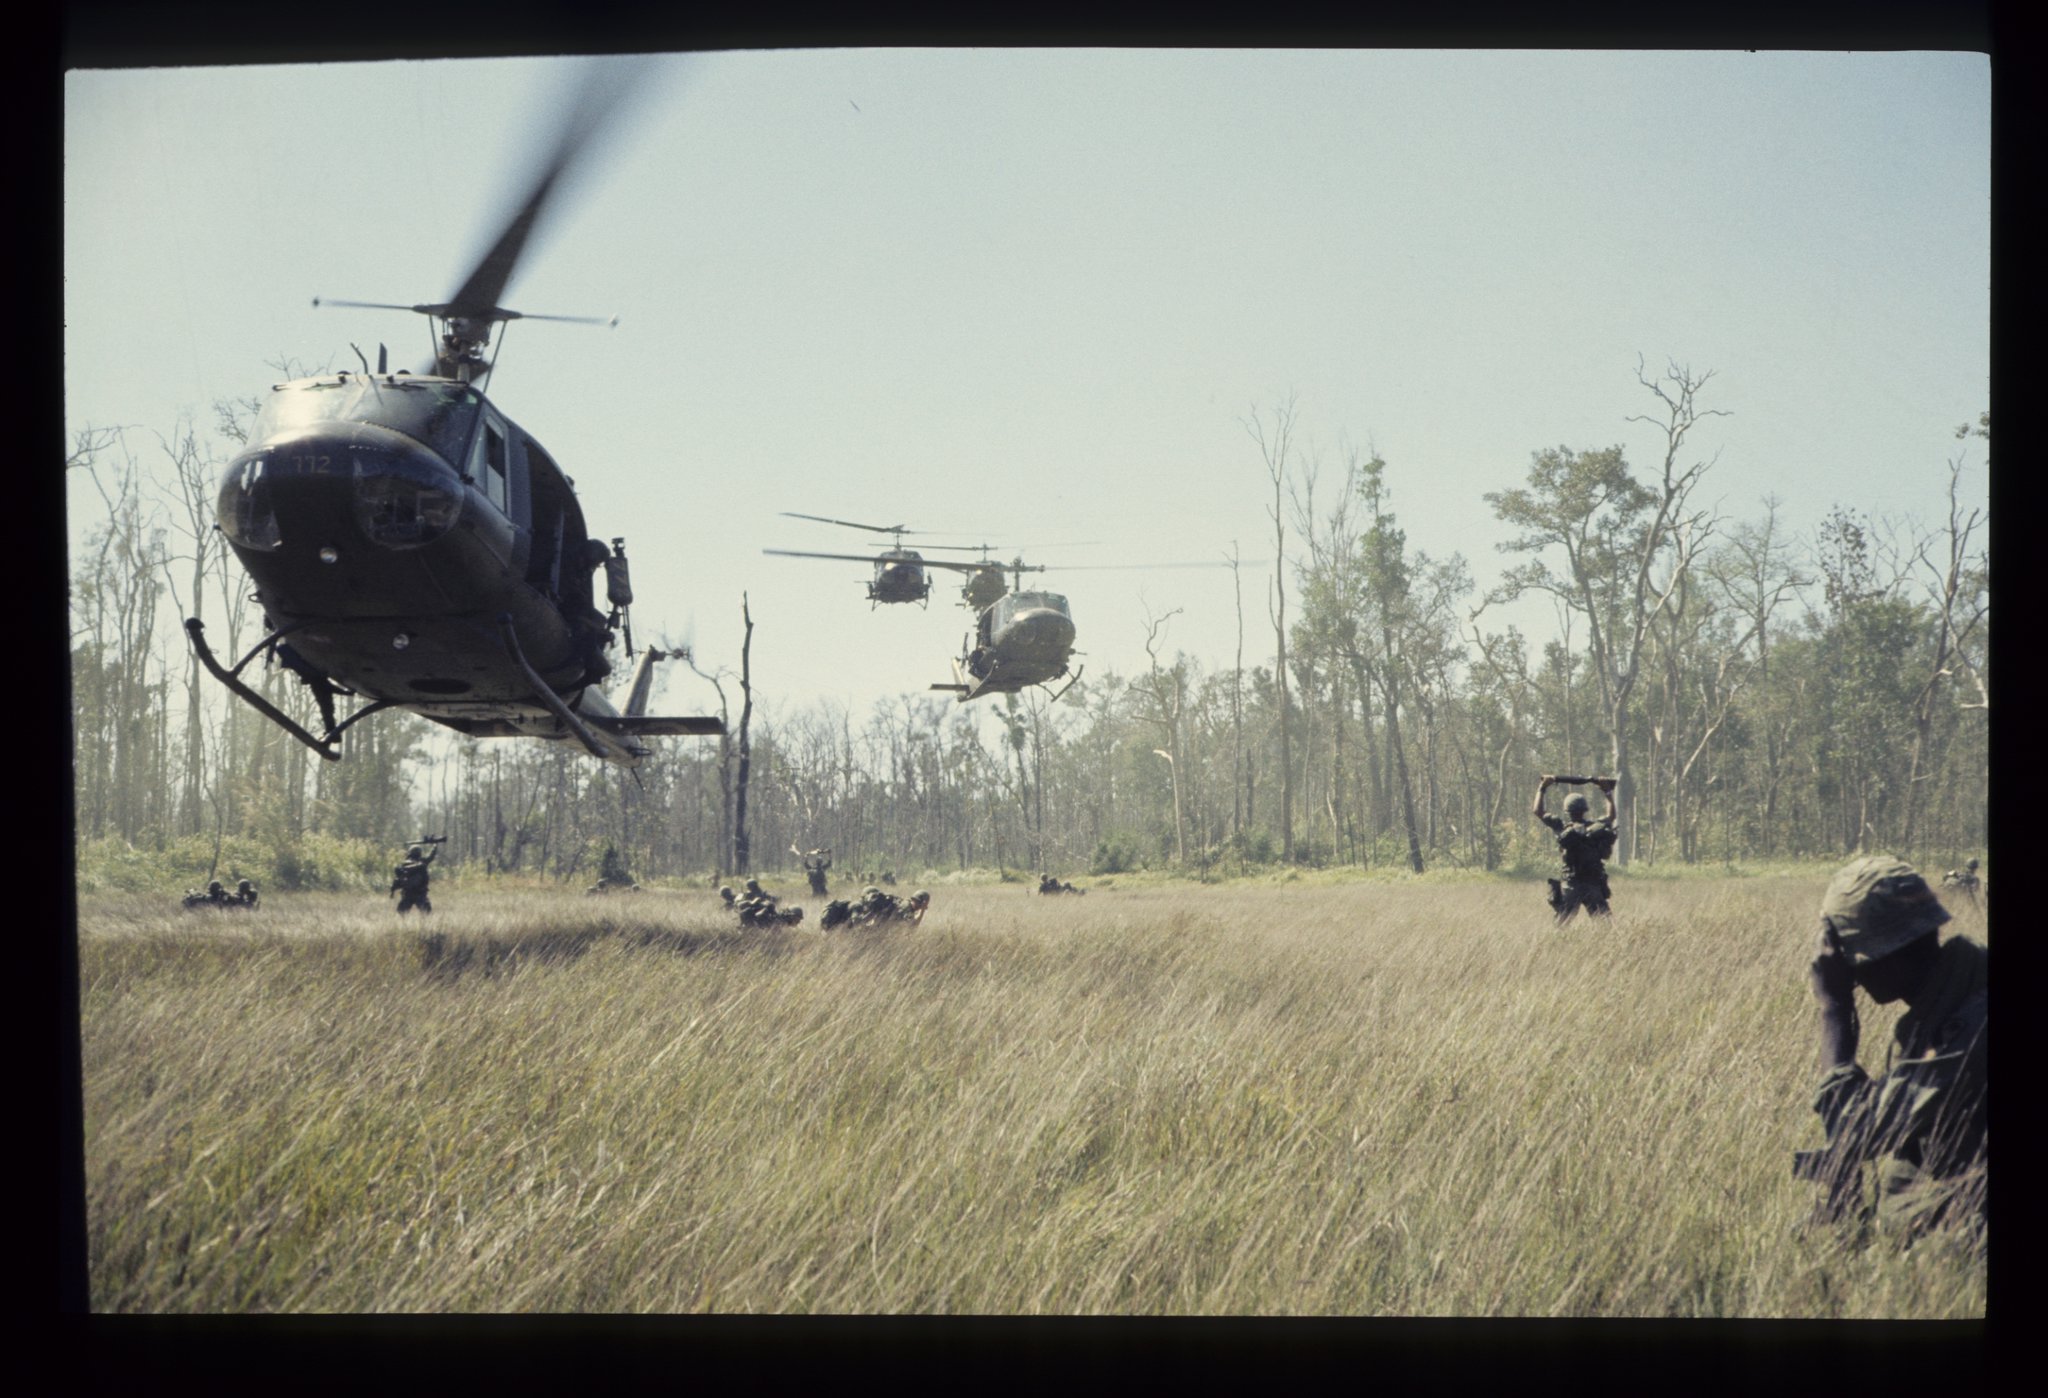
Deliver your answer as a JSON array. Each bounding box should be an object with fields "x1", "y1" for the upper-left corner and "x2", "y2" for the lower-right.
[
  {"x1": 1050, "y1": 561, "x2": 1237, "y2": 571},
  {"x1": 779, "y1": 512, "x2": 917, "y2": 535},
  {"x1": 442, "y1": 56, "x2": 654, "y2": 321},
  {"x1": 314, "y1": 297, "x2": 425, "y2": 313},
  {"x1": 923, "y1": 558, "x2": 1045, "y2": 574},
  {"x1": 763, "y1": 549, "x2": 916, "y2": 565}
]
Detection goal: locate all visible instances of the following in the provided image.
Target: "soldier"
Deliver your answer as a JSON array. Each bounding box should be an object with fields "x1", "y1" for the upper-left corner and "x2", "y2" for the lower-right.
[
  {"x1": 234, "y1": 879, "x2": 260, "y2": 910},
  {"x1": 183, "y1": 879, "x2": 231, "y2": 911},
  {"x1": 1940, "y1": 858, "x2": 1982, "y2": 910},
  {"x1": 593, "y1": 844, "x2": 638, "y2": 894},
  {"x1": 1532, "y1": 775, "x2": 1619, "y2": 923},
  {"x1": 1799, "y1": 856, "x2": 1986, "y2": 1242},
  {"x1": 853, "y1": 884, "x2": 891, "y2": 925},
  {"x1": 735, "y1": 877, "x2": 801, "y2": 928},
  {"x1": 794, "y1": 845, "x2": 833, "y2": 897},
  {"x1": 390, "y1": 843, "x2": 438, "y2": 915},
  {"x1": 819, "y1": 898, "x2": 854, "y2": 930}
]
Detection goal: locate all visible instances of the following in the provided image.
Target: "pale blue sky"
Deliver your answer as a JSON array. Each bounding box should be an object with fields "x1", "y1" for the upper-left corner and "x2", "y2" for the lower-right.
[{"x1": 65, "y1": 49, "x2": 1990, "y2": 727}]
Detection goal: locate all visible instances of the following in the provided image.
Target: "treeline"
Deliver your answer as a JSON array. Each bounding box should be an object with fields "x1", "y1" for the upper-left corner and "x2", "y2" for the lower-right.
[{"x1": 68, "y1": 363, "x2": 1988, "y2": 887}]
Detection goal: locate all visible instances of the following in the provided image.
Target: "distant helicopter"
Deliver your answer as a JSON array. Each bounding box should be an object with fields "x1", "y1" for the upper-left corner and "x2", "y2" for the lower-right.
[
  {"x1": 924, "y1": 551, "x2": 1232, "y2": 705},
  {"x1": 762, "y1": 513, "x2": 994, "y2": 607},
  {"x1": 185, "y1": 60, "x2": 722, "y2": 767}
]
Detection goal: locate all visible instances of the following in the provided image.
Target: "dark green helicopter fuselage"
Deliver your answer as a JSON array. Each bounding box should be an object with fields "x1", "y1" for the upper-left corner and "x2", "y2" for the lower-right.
[{"x1": 217, "y1": 372, "x2": 609, "y2": 706}]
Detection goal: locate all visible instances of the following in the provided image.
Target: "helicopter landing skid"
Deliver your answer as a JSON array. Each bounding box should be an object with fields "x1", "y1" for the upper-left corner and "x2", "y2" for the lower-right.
[
  {"x1": 184, "y1": 617, "x2": 398, "y2": 762},
  {"x1": 1041, "y1": 666, "x2": 1083, "y2": 704},
  {"x1": 493, "y1": 614, "x2": 610, "y2": 760}
]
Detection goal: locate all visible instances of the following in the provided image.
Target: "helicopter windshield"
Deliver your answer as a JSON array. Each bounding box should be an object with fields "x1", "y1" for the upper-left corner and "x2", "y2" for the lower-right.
[
  {"x1": 255, "y1": 378, "x2": 483, "y2": 469},
  {"x1": 996, "y1": 590, "x2": 1070, "y2": 621}
]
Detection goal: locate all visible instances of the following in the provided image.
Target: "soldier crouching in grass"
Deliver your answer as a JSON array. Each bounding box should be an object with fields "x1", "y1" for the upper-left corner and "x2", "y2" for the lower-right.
[
  {"x1": 1798, "y1": 856, "x2": 1987, "y2": 1246},
  {"x1": 1532, "y1": 774, "x2": 1618, "y2": 923}
]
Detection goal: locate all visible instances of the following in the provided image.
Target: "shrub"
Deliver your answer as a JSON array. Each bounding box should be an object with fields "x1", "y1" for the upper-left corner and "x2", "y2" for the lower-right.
[{"x1": 1090, "y1": 832, "x2": 1144, "y2": 876}]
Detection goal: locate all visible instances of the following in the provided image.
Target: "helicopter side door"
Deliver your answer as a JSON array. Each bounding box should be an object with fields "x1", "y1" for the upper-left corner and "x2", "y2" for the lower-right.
[{"x1": 455, "y1": 407, "x2": 522, "y2": 571}]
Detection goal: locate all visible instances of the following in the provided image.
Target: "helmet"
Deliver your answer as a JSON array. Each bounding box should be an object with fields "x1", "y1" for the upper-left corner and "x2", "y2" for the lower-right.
[
  {"x1": 1563, "y1": 792, "x2": 1590, "y2": 819},
  {"x1": 744, "y1": 879, "x2": 762, "y2": 894},
  {"x1": 237, "y1": 880, "x2": 253, "y2": 893},
  {"x1": 1820, "y1": 856, "x2": 1950, "y2": 964},
  {"x1": 207, "y1": 880, "x2": 223, "y2": 894},
  {"x1": 1966, "y1": 858, "x2": 1979, "y2": 871},
  {"x1": 911, "y1": 890, "x2": 930, "y2": 904},
  {"x1": 719, "y1": 885, "x2": 734, "y2": 897},
  {"x1": 409, "y1": 846, "x2": 425, "y2": 859}
]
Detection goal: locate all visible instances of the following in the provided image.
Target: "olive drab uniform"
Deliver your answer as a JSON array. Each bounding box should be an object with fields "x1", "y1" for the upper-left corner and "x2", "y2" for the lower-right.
[
  {"x1": 735, "y1": 878, "x2": 802, "y2": 928},
  {"x1": 799, "y1": 848, "x2": 832, "y2": 898},
  {"x1": 1538, "y1": 812, "x2": 1617, "y2": 921},
  {"x1": 1808, "y1": 935, "x2": 1988, "y2": 1239},
  {"x1": 183, "y1": 880, "x2": 232, "y2": 911},
  {"x1": 1940, "y1": 861, "x2": 1982, "y2": 909},
  {"x1": 391, "y1": 845, "x2": 437, "y2": 914}
]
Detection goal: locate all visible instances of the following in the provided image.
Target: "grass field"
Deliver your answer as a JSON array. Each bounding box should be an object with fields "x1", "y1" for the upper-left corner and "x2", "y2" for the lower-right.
[{"x1": 74, "y1": 872, "x2": 1988, "y2": 1315}]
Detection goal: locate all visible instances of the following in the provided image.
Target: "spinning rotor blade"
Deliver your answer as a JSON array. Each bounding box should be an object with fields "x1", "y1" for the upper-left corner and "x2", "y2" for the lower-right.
[
  {"x1": 314, "y1": 297, "x2": 423, "y2": 313},
  {"x1": 923, "y1": 558, "x2": 1045, "y2": 575},
  {"x1": 764, "y1": 549, "x2": 914, "y2": 565},
  {"x1": 443, "y1": 55, "x2": 654, "y2": 321},
  {"x1": 1048, "y1": 561, "x2": 1235, "y2": 571},
  {"x1": 780, "y1": 512, "x2": 915, "y2": 535}
]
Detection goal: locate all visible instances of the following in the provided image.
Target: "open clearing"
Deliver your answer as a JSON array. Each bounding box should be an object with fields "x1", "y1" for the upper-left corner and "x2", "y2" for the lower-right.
[{"x1": 76, "y1": 873, "x2": 1987, "y2": 1315}]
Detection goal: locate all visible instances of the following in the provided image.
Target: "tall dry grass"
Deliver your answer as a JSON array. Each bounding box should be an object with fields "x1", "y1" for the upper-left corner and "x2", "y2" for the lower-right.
[{"x1": 76, "y1": 874, "x2": 1988, "y2": 1315}]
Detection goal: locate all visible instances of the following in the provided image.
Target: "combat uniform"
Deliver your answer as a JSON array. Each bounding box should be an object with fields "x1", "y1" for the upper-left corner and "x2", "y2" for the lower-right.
[
  {"x1": 1538, "y1": 811, "x2": 1617, "y2": 920},
  {"x1": 1940, "y1": 862, "x2": 1982, "y2": 909},
  {"x1": 183, "y1": 881, "x2": 232, "y2": 911},
  {"x1": 391, "y1": 847, "x2": 436, "y2": 914},
  {"x1": 1811, "y1": 934, "x2": 1988, "y2": 1238}
]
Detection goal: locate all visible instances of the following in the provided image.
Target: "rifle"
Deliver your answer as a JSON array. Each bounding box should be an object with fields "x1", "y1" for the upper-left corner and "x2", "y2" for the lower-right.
[{"x1": 1543, "y1": 774, "x2": 1615, "y2": 786}]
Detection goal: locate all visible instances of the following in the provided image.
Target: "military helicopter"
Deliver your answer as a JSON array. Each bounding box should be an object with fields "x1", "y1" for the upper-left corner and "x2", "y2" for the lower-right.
[
  {"x1": 761, "y1": 513, "x2": 998, "y2": 607},
  {"x1": 928, "y1": 559, "x2": 1082, "y2": 703},
  {"x1": 185, "y1": 60, "x2": 721, "y2": 768},
  {"x1": 924, "y1": 550, "x2": 1234, "y2": 704}
]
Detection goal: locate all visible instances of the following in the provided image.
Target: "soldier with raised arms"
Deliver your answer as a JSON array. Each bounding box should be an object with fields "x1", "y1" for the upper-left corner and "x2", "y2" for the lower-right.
[
  {"x1": 1532, "y1": 774, "x2": 1619, "y2": 923},
  {"x1": 390, "y1": 842, "x2": 439, "y2": 915}
]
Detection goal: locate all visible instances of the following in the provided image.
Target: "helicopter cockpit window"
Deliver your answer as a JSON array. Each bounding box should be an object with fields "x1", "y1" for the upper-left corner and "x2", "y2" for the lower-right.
[
  {"x1": 993, "y1": 591, "x2": 1071, "y2": 627},
  {"x1": 471, "y1": 422, "x2": 510, "y2": 514},
  {"x1": 353, "y1": 453, "x2": 463, "y2": 549},
  {"x1": 255, "y1": 378, "x2": 482, "y2": 471}
]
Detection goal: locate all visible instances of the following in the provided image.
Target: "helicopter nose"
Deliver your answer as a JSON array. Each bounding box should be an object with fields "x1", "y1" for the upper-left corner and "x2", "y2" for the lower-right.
[
  {"x1": 220, "y1": 425, "x2": 466, "y2": 555},
  {"x1": 1007, "y1": 606, "x2": 1077, "y2": 656}
]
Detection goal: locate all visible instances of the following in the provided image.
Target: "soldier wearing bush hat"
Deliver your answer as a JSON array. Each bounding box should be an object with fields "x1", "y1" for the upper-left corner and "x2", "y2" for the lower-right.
[{"x1": 1798, "y1": 855, "x2": 1986, "y2": 1241}]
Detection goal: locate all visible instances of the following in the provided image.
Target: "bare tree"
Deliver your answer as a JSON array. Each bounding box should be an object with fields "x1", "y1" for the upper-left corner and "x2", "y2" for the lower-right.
[
  {"x1": 1131, "y1": 603, "x2": 1188, "y2": 863},
  {"x1": 1244, "y1": 395, "x2": 1299, "y2": 861},
  {"x1": 1899, "y1": 442, "x2": 1988, "y2": 849},
  {"x1": 1485, "y1": 358, "x2": 1726, "y2": 863}
]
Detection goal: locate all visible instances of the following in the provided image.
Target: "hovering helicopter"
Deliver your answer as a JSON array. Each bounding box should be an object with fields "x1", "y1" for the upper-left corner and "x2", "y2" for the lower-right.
[
  {"x1": 924, "y1": 555, "x2": 1081, "y2": 703},
  {"x1": 762, "y1": 513, "x2": 997, "y2": 607},
  {"x1": 924, "y1": 550, "x2": 1235, "y2": 705},
  {"x1": 185, "y1": 60, "x2": 721, "y2": 768}
]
